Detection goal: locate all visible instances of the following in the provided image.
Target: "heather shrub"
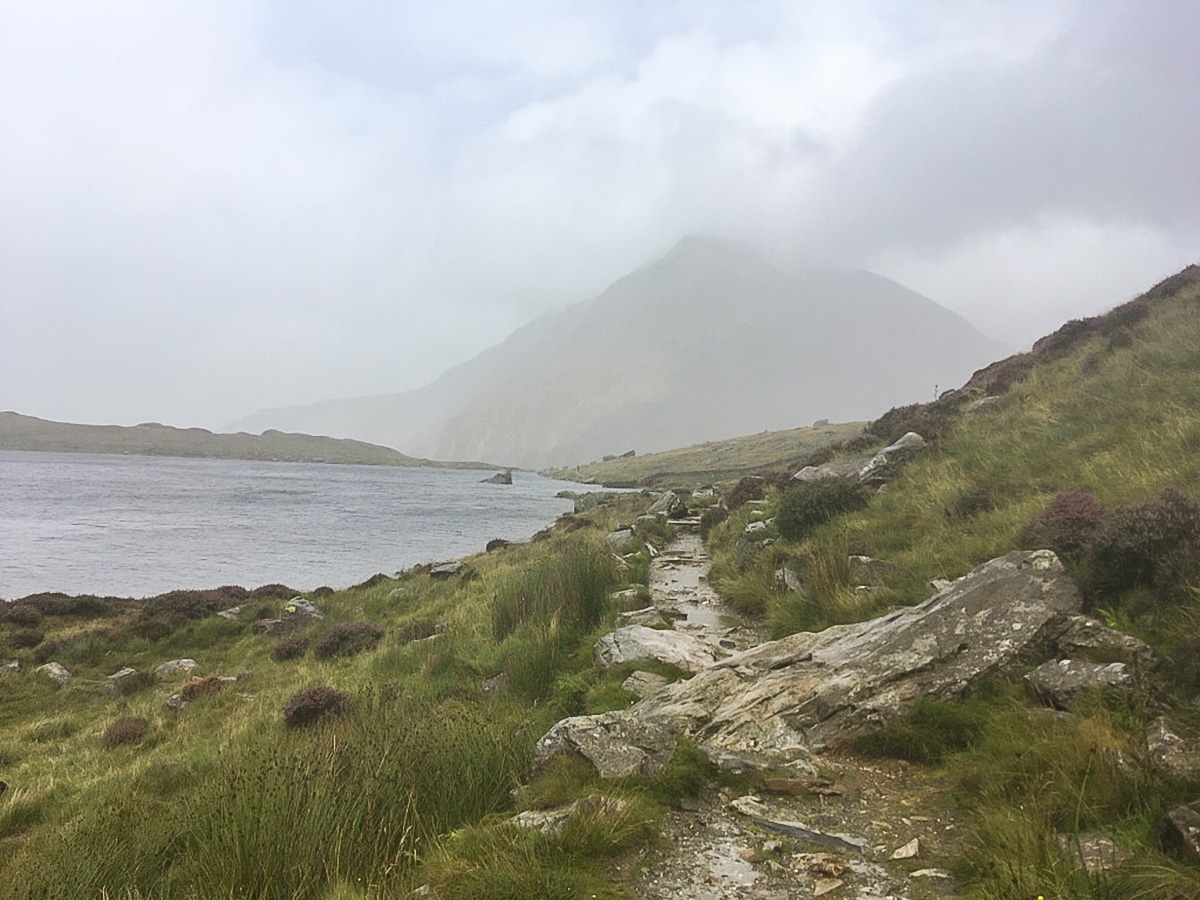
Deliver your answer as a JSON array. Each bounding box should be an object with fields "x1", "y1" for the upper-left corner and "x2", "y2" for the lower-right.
[
  {"x1": 1021, "y1": 491, "x2": 1108, "y2": 562},
  {"x1": 776, "y1": 479, "x2": 869, "y2": 542},
  {"x1": 313, "y1": 622, "x2": 384, "y2": 660},
  {"x1": 725, "y1": 476, "x2": 765, "y2": 511},
  {"x1": 180, "y1": 675, "x2": 227, "y2": 702},
  {"x1": 1083, "y1": 486, "x2": 1200, "y2": 602},
  {"x1": 8, "y1": 628, "x2": 45, "y2": 649},
  {"x1": 271, "y1": 635, "x2": 308, "y2": 661},
  {"x1": 101, "y1": 717, "x2": 150, "y2": 749},
  {"x1": 283, "y1": 685, "x2": 349, "y2": 728},
  {"x1": 2, "y1": 603, "x2": 43, "y2": 627}
]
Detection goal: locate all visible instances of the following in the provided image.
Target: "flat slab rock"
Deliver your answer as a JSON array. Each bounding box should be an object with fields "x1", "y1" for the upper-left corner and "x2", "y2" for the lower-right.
[
  {"x1": 594, "y1": 624, "x2": 717, "y2": 674},
  {"x1": 538, "y1": 550, "x2": 1085, "y2": 776}
]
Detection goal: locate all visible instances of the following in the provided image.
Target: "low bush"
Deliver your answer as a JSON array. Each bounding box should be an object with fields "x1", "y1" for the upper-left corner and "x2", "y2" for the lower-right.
[
  {"x1": 271, "y1": 635, "x2": 308, "y2": 661},
  {"x1": 101, "y1": 717, "x2": 150, "y2": 749},
  {"x1": 180, "y1": 675, "x2": 227, "y2": 702},
  {"x1": 8, "y1": 628, "x2": 45, "y2": 649},
  {"x1": 776, "y1": 479, "x2": 869, "y2": 542},
  {"x1": 2, "y1": 603, "x2": 43, "y2": 626},
  {"x1": 1021, "y1": 490, "x2": 1108, "y2": 562},
  {"x1": 313, "y1": 622, "x2": 384, "y2": 660},
  {"x1": 1083, "y1": 485, "x2": 1200, "y2": 603},
  {"x1": 283, "y1": 685, "x2": 349, "y2": 728},
  {"x1": 725, "y1": 476, "x2": 765, "y2": 511}
]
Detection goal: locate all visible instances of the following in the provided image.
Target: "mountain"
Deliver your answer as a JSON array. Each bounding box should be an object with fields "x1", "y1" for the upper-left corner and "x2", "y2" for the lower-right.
[
  {"x1": 229, "y1": 237, "x2": 1009, "y2": 468},
  {"x1": 0, "y1": 412, "x2": 483, "y2": 468}
]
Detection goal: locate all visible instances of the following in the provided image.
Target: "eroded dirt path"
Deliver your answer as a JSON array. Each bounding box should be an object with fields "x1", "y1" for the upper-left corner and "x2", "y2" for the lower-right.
[{"x1": 625, "y1": 531, "x2": 967, "y2": 900}]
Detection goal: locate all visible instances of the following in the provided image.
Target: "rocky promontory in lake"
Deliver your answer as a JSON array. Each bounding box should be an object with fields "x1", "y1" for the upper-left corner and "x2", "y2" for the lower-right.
[{"x1": 4, "y1": 266, "x2": 1200, "y2": 898}]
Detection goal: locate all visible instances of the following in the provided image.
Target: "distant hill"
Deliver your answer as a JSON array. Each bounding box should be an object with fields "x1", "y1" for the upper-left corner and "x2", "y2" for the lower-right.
[
  {"x1": 229, "y1": 237, "x2": 1009, "y2": 468},
  {"x1": 545, "y1": 420, "x2": 866, "y2": 488},
  {"x1": 0, "y1": 412, "x2": 483, "y2": 468}
]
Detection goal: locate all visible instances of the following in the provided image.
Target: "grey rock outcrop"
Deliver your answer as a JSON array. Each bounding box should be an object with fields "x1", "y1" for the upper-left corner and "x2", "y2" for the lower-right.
[
  {"x1": 155, "y1": 658, "x2": 198, "y2": 677},
  {"x1": 1025, "y1": 660, "x2": 1136, "y2": 709},
  {"x1": 1160, "y1": 800, "x2": 1200, "y2": 862},
  {"x1": 615, "y1": 607, "x2": 669, "y2": 628},
  {"x1": 481, "y1": 471, "x2": 513, "y2": 485},
  {"x1": 1055, "y1": 833, "x2": 1133, "y2": 875},
  {"x1": 648, "y1": 491, "x2": 686, "y2": 518},
  {"x1": 1147, "y1": 718, "x2": 1200, "y2": 779},
  {"x1": 538, "y1": 550, "x2": 1084, "y2": 777},
  {"x1": 594, "y1": 625, "x2": 718, "y2": 674},
  {"x1": 605, "y1": 528, "x2": 637, "y2": 551},
  {"x1": 1054, "y1": 615, "x2": 1156, "y2": 668},
  {"x1": 1, "y1": 660, "x2": 19, "y2": 676},
  {"x1": 36, "y1": 662, "x2": 72, "y2": 684},
  {"x1": 429, "y1": 560, "x2": 467, "y2": 580},
  {"x1": 623, "y1": 670, "x2": 670, "y2": 699},
  {"x1": 507, "y1": 795, "x2": 630, "y2": 837},
  {"x1": 857, "y1": 432, "x2": 926, "y2": 485}
]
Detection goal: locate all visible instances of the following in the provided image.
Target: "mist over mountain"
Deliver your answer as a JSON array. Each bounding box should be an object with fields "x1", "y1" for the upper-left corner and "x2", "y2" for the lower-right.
[{"x1": 229, "y1": 238, "x2": 1009, "y2": 468}]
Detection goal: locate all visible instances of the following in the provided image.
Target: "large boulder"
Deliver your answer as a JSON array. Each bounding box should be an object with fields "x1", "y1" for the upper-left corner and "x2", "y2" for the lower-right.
[
  {"x1": 36, "y1": 662, "x2": 72, "y2": 684},
  {"x1": 538, "y1": 550, "x2": 1084, "y2": 776},
  {"x1": 1025, "y1": 659, "x2": 1136, "y2": 710},
  {"x1": 593, "y1": 625, "x2": 717, "y2": 674},
  {"x1": 857, "y1": 432, "x2": 926, "y2": 485}
]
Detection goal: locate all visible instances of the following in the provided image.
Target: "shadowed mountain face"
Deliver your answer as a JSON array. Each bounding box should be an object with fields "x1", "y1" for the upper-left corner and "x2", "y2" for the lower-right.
[{"x1": 229, "y1": 238, "x2": 1009, "y2": 468}]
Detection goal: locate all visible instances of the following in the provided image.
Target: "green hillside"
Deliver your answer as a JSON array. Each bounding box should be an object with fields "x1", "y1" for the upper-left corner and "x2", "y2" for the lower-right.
[
  {"x1": 3, "y1": 265, "x2": 1200, "y2": 898},
  {"x1": 543, "y1": 419, "x2": 865, "y2": 488},
  {"x1": 0, "y1": 412, "x2": 485, "y2": 468}
]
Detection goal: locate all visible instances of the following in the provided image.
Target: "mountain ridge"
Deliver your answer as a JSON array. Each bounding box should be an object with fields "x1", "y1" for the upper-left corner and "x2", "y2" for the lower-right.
[{"x1": 229, "y1": 237, "x2": 1010, "y2": 467}]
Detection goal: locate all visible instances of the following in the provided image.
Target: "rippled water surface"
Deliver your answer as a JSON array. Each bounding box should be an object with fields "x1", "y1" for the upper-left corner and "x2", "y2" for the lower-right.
[{"x1": 0, "y1": 451, "x2": 577, "y2": 598}]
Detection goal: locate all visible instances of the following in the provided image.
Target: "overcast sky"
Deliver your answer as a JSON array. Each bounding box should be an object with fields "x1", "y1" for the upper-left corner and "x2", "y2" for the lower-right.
[{"x1": 2, "y1": 1, "x2": 1197, "y2": 429}]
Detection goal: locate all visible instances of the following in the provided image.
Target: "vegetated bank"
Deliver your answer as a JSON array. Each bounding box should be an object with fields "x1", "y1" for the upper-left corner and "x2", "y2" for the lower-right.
[
  {"x1": 0, "y1": 411, "x2": 496, "y2": 468},
  {"x1": 4, "y1": 264, "x2": 1200, "y2": 898}
]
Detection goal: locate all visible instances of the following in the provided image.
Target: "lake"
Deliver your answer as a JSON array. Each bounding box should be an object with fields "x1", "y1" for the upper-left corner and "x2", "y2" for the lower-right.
[{"x1": 0, "y1": 450, "x2": 579, "y2": 599}]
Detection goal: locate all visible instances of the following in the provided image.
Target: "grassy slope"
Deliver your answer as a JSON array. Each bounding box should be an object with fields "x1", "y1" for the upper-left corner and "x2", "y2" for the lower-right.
[
  {"x1": 0, "y1": 412, "x2": 494, "y2": 468},
  {"x1": 706, "y1": 265, "x2": 1200, "y2": 898},
  {"x1": 6, "y1": 267, "x2": 1200, "y2": 898},
  {"x1": 543, "y1": 420, "x2": 865, "y2": 488}
]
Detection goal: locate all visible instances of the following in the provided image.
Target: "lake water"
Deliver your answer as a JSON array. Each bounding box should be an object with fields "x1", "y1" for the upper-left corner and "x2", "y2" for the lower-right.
[{"x1": 0, "y1": 451, "x2": 579, "y2": 599}]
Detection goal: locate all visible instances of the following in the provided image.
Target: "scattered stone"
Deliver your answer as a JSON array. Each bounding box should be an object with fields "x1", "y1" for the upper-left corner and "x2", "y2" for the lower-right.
[
  {"x1": 535, "y1": 713, "x2": 677, "y2": 779},
  {"x1": 762, "y1": 839, "x2": 783, "y2": 854},
  {"x1": 284, "y1": 597, "x2": 323, "y2": 617},
  {"x1": 965, "y1": 396, "x2": 1001, "y2": 413},
  {"x1": 622, "y1": 670, "x2": 669, "y2": 699},
  {"x1": 761, "y1": 776, "x2": 842, "y2": 797},
  {"x1": 216, "y1": 606, "x2": 242, "y2": 620},
  {"x1": 508, "y1": 795, "x2": 630, "y2": 837},
  {"x1": 609, "y1": 587, "x2": 641, "y2": 605},
  {"x1": 795, "y1": 854, "x2": 847, "y2": 877},
  {"x1": 593, "y1": 625, "x2": 717, "y2": 674},
  {"x1": 792, "y1": 456, "x2": 871, "y2": 482},
  {"x1": 1053, "y1": 614, "x2": 1157, "y2": 668},
  {"x1": 481, "y1": 673, "x2": 507, "y2": 696},
  {"x1": 1, "y1": 660, "x2": 19, "y2": 676},
  {"x1": 890, "y1": 837, "x2": 919, "y2": 859},
  {"x1": 615, "y1": 607, "x2": 668, "y2": 628},
  {"x1": 1055, "y1": 832, "x2": 1134, "y2": 874},
  {"x1": 605, "y1": 528, "x2": 637, "y2": 550},
  {"x1": 648, "y1": 491, "x2": 685, "y2": 518},
  {"x1": 154, "y1": 658, "x2": 199, "y2": 677},
  {"x1": 634, "y1": 514, "x2": 659, "y2": 529},
  {"x1": 36, "y1": 661, "x2": 72, "y2": 684},
  {"x1": 109, "y1": 667, "x2": 138, "y2": 681},
  {"x1": 480, "y1": 471, "x2": 513, "y2": 485},
  {"x1": 165, "y1": 693, "x2": 187, "y2": 711},
  {"x1": 774, "y1": 566, "x2": 802, "y2": 592},
  {"x1": 813, "y1": 878, "x2": 844, "y2": 897},
  {"x1": 857, "y1": 432, "x2": 926, "y2": 484},
  {"x1": 730, "y1": 796, "x2": 868, "y2": 854},
  {"x1": 386, "y1": 587, "x2": 409, "y2": 600},
  {"x1": 848, "y1": 555, "x2": 895, "y2": 586},
  {"x1": 911, "y1": 868, "x2": 952, "y2": 879},
  {"x1": 1160, "y1": 801, "x2": 1200, "y2": 862},
  {"x1": 743, "y1": 520, "x2": 767, "y2": 534},
  {"x1": 405, "y1": 886, "x2": 431, "y2": 900},
  {"x1": 1147, "y1": 718, "x2": 1200, "y2": 778},
  {"x1": 1025, "y1": 659, "x2": 1135, "y2": 709},
  {"x1": 429, "y1": 560, "x2": 467, "y2": 580}
]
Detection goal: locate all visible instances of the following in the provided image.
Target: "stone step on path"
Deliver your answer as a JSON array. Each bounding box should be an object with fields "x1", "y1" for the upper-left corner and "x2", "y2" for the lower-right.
[{"x1": 649, "y1": 532, "x2": 768, "y2": 653}]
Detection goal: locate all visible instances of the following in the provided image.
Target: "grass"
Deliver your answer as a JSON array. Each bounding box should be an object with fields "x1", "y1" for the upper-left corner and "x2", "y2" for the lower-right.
[
  {"x1": 6, "y1": 270, "x2": 1200, "y2": 897},
  {"x1": 701, "y1": 270, "x2": 1200, "y2": 896}
]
